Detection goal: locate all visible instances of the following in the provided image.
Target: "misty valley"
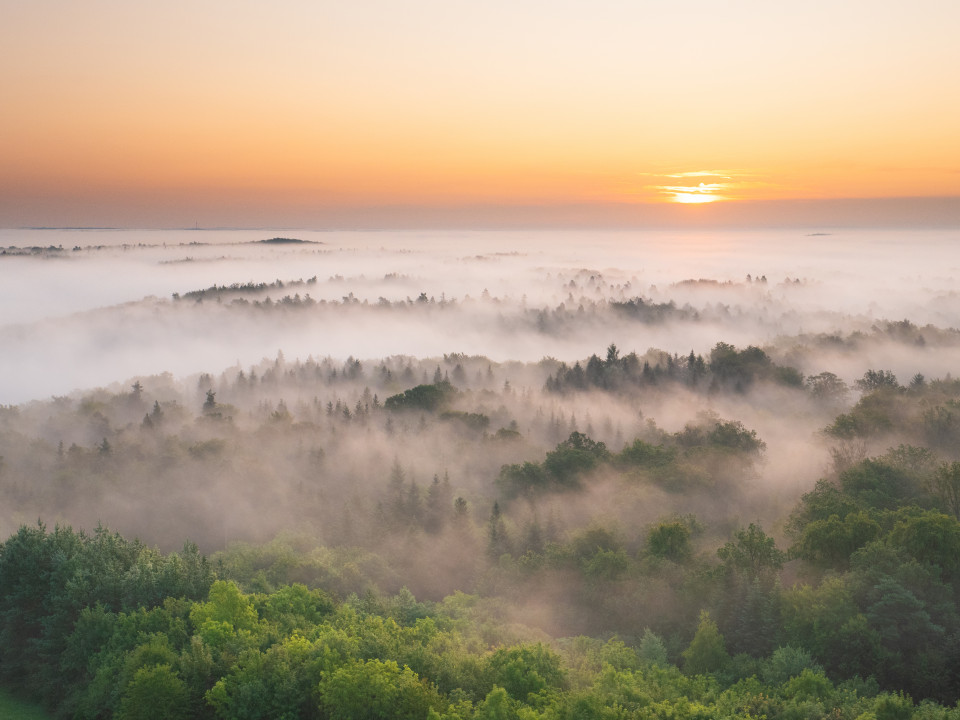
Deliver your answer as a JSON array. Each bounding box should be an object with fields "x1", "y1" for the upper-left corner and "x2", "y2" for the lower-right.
[{"x1": 3, "y1": 229, "x2": 960, "y2": 718}]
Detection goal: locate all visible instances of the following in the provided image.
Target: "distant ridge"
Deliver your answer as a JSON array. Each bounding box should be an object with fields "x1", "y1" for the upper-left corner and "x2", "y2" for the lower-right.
[{"x1": 254, "y1": 237, "x2": 321, "y2": 245}]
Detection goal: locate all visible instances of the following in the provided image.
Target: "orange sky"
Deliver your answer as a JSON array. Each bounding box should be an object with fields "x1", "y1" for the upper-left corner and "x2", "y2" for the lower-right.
[{"x1": 2, "y1": 1, "x2": 959, "y2": 227}]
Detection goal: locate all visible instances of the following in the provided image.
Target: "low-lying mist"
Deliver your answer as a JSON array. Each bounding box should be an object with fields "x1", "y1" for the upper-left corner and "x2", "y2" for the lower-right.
[
  {"x1": 2, "y1": 226, "x2": 960, "y2": 630},
  {"x1": 2, "y1": 228, "x2": 959, "y2": 403}
]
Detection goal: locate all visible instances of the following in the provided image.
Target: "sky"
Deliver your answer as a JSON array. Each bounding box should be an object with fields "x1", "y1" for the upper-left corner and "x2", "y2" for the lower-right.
[{"x1": 2, "y1": 0, "x2": 959, "y2": 228}]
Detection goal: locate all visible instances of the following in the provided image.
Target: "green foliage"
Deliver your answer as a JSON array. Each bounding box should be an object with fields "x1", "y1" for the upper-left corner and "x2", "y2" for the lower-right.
[
  {"x1": 3, "y1": 460, "x2": 960, "y2": 720},
  {"x1": 583, "y1": 548, "x2": 629, "y2": 581},
  {"x1": 705, "y1": 420, "x2": 767, "y2": 453},
  {"x1": 0, "y1": 522, "x2": 211, "y2": 707},
  {"x1": 116, "y1": 664, "x2": 190, "y2": 720},
  {"x1": 714, "y1": 574, "x2": 781, "y2": 658},
  {"x1": 806, "y1": 371, "x2": 850, "y2": 405},
  {"x1": 782, "y1": 667, "x2": 834, "y2": 702},
  {"x1": 779, "y1": 577, "x2": 882, "y2": 680},
  {"x1": 681, "y1": 611, "x2": 728, "y2": 675},
  {"x1": 0, "y1": 689, "x2": 52, "y2": 720},
  {"x1": 617, "y1": 439, "x2": 677, "y2": 469},
  {"x1": 708, "y1": 342, "x2": 798, "y2": 391},
  {"x1": 717, "y1": 523, "x2": 784, "y2": 578},
  {"x1": 922, "y1": 401, "x2": 960, "y2": 449},
  {"x1": 475, "y1": 686, "x2": 517, "y2": 720},
  {"x1": 256, "y1": 583, "x2": 335, "y2": 634},
  {"x1": 887, "y1": 510, "x2": 960, "y2": 579},
  {"x1": 318, "y1": 658, "x2": 445, "y2": 720},
  {"x1": 499, "y1": 416, "x2": 765, "y2": 502},
  {"x1": 542, "y1": 432, "x2": 609, "y2": 485},
  {"x1": 569, "y1": 525, "x2": 622, "y2": 560},
  {"x1": 487, "y1": 643, "x2": 565, "y2": 702},
  {"x1": 384, "y1": 382, "x2": 456, "y2": 412},
  {"x1": 498, "y1": 432, "x2": 609, "y2": 499},
  {"x1": 597, "y1": 637, "x2": 642, "y2": 672},
  {"x1": 781, "y1": 447, "x2": 960, "y2": 702},
  {"x1": 883, "y1": 444, "x2": 938, "y2": 478},
  {"x1": 840, "y1": 459, "x2": 916, "y2": 509},
  {"x1": 930, "y1": 461, "x2": 960, "y2": 519},
  {"x1": 788, "y1": 478, "x2": 861, "y2": 533},
  {"x1": 211, "y1": 536, "x2": 396, "y2": 597},
  {"x1": 673, "y1": 416, "x2": 766, "y2": 454},
  {"x1": 190, "y1": 580, "x2": 259, "y2": 634},
  {"x1": 206, "y1": 634, "x2": 331, "y2": 720},
  {"x1": 825, "y1": 387, "x2": 902, "y2": 439},
  {"x1": 646, "y1": 521, "x2": 692, "y2": 562},
  {"x1": 493, "y1": 426, "x2": 522, "y2": 441},
  {"x1": 496, "y1": 462, "x2": 549, "y2": 500},
  {"x1": 439, "y1": 411, "x2": 490, "y2": 433},
  {"x1": 487, "y1": 502, "x2": 511, "y2": 560},
  {"x1": 637, "y1": 629, "x2": 669, "y2": 666},
  {"x1": 865, "y1": 575, "x2": 944, "y2": 651},
  {"x1": 1, "y1": 517, "x2": 959, "y2": 718},
  {"x1": 792, "y1": 511, "x2": 881, "y2": 569},
  {"x1": 873, "y1": 691, "x2": 915, "y2": 720},
  {"x1": 13, "y1": 329, "x2": 960, "y2": 719},
  {"x1": 762, "y1": 646, "x2": 824, "y2": 685},
  {"x1": 856, "y1": 370, "x2": 901, "y2": 393}
]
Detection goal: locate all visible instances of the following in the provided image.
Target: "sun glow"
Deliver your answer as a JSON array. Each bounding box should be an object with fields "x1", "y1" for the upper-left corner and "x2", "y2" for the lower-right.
[
  {"x1": 665, "y1": 181, "x2": 727, "y2": 204},
  {"x1": 672, "y1": 191, "x2": 721, "y2": 204}
]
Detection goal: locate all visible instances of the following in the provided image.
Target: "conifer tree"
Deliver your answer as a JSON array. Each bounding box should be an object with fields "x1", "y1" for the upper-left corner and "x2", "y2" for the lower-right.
[{"x1": 682, "y1": 611, "x2": 729, "y2": 675}]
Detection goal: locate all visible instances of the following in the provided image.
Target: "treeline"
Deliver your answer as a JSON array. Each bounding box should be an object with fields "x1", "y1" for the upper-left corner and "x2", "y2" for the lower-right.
[
  {"x1": 5, "y1": 522, "x2": 960, "y2": 719},
  {"x1": 467, "y1": 375, "x2": 960, "y2": 706},
  {"x1": 8, "y1": 345, "x2": 960, "y2": 714},
  {"x1": 474, "y1": 447, "x2": 960, "y2": 705},
  {"x1": 174, "y1": 277, "x2": 319, "y2": 302},
  {"x1": 545, "y1": 342, "x2": 803, "y2": 394},
  {"x1": 5, "y1": 380, "x2": 960, "y2": 713},
  {"x1": 163, "y1": 271, "x2": 819, "y2": 341},
  {"x1": 0, "y1": 524, "x2": 212, "y2": 715},
  {"x1": 824, "y1": 371, "x2": 960, "y2": 452},
  {"x1": 496, "y1": 418, "x2": 763, "y2": 500}
]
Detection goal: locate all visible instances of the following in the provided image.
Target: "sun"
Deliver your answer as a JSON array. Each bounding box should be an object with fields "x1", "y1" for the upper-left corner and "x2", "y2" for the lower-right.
[
  {"x1": 644, "y1": 172, "x2": 738, "y2": 204},
  {"x1": 672, "y1": 191, "x2": 720, "y2": 204},
  {"x1": 670, "y1": 181, "x2": 724, "y2": 204}
]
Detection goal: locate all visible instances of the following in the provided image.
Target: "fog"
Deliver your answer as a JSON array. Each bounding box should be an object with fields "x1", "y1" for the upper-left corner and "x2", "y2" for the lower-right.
[
  {"x1": 3, "y1": 228, "x2": 960, "y2": 404},
  {"x1": 1, "y1": 226, "x2": 960, "y2": 618}
]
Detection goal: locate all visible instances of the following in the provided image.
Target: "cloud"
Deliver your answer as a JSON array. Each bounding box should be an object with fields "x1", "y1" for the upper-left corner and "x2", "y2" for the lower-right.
[
  {"x1": 632, "y1": 169, "x2": 765, "y2": 203},
  {"x1": 653, "y1": 182, "x2": 732, "y2": 203},
  {"x1": 661, "y1": 171, "x2": 734, "y2": 180}
]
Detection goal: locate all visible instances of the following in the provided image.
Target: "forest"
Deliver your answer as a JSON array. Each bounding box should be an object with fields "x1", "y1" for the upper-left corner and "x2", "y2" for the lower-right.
[{"x1": 3, "y1": 229, "x2": 960, "y2": 717}]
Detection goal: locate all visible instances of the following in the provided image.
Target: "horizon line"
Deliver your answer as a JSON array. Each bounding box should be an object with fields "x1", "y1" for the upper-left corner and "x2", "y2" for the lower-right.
[{"x1": 4, "y1": 195, "x2": 960, "y2": 232}]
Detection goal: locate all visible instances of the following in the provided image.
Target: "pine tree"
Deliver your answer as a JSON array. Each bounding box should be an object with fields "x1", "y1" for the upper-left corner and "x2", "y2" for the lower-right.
[
  {"x1": 487, "y1": 502, "x2": 510, "y2": 560},
  {"x1": 387, "y1": 461, "x2": 406, "y2": 526},
  {"x1": 425, "y1": 474, "x2": 449, "y2": 533},
  {"x1": 682, "y1": 611, "x2": 729, "y2": 675},
  {"x1": 406, "y1": 480, "x2": 422, "y2": 525}
]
